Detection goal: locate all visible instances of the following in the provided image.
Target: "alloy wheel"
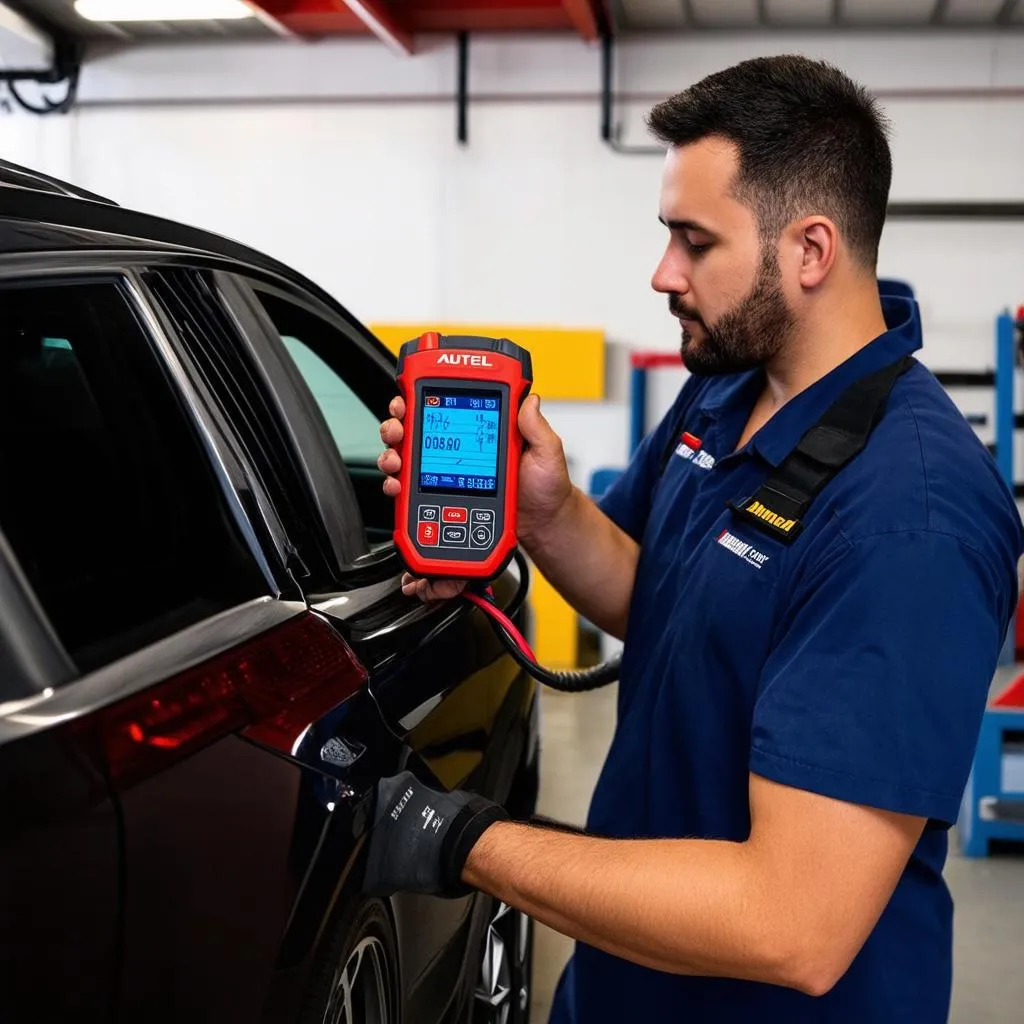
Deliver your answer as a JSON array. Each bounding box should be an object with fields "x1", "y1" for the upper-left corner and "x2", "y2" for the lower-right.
[
  {"x1": 324, "y1": 935, "x2": 392, "y2": 1024},
  {"x1": 474, "y1": 901, "x2": 532, "y2": 1024}
]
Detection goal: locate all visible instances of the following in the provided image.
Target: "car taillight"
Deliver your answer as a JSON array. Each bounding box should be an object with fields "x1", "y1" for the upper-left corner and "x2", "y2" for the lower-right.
[{"x1": 97, "y1": 613, "x2": 367, "y2": 786}]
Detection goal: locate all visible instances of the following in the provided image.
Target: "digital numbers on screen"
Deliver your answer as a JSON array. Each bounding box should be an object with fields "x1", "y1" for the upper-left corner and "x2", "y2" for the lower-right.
[{"x1": 420, "y1": 390, "x2": 500, "y2": 493}]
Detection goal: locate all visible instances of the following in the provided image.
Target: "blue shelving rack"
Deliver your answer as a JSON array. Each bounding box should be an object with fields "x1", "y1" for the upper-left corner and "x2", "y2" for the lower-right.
[{"x1": 957, "y1": 304, "x2": 1024, "y2": 856}]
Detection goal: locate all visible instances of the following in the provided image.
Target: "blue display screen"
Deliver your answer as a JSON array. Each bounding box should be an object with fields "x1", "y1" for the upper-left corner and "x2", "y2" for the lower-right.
[{"x1": 419, "y1": 389, "x2": 501, "y2": 494}]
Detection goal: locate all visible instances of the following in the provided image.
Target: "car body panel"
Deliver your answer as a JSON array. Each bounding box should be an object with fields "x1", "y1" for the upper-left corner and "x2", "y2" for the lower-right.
[
  {"x1": 0, "y1": 713, "x2": 121, "y2": 1023},
  {"x1": 116, "y1": 734, "x2": 306, "y2": 1022}
]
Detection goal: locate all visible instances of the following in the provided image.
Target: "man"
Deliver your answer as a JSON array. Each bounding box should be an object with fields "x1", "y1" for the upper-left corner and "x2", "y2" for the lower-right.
[{"x1": 366, "y1": 56, "x2": 1024, "y2": 1022}]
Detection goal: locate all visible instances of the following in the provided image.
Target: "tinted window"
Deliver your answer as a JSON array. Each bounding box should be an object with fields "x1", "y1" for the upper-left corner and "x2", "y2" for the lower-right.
[
  {"x1": 280, "y1": 335, "x2": 382, "y2": 462},
  {"x1": 0, "y1": 280, "x2": 268, "y2": 673},
  {"x1": 251, "y1": 290, "x2": 386, "y2": 468},
  {"x1": 249, "y1": 288, "x2": 394, "y2": 543}
]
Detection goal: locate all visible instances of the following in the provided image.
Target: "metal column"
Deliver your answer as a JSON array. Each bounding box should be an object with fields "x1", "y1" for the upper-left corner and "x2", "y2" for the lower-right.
[
  {"x1": 995, "y1": 310, "x2": 1018, "y2": 665},
  {"x1": 995, "y1": 310, "x2": 1016, "y2": 491}
]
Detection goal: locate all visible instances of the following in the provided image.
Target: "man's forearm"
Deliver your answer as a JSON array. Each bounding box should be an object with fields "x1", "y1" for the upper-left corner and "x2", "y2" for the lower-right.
[
  {"x1": 463, "y1": 822, "x2": 816, "y2": 994},
  {"x1": 521, "y1": 486, "x2": 639, "y2": 640}
]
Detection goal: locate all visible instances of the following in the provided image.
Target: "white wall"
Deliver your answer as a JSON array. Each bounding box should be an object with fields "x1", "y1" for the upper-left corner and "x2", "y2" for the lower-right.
[{"x1": 2, "y1": 30, "x2": 1023, "y2": 488}]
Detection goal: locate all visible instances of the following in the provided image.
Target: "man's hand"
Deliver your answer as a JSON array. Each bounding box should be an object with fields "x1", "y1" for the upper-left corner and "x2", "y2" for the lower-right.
[
  {"x1": 362, "y1": 771, "x2": 509, "y2": 898},
  {"x1": 378, "y1": 393, "x2": 573, "y2": 601}
]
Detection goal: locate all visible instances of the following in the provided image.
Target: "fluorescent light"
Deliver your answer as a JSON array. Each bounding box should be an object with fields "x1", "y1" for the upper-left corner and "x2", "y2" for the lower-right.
[{"x1": 74, "y1": 0, "x2": 255, "y2": 21}]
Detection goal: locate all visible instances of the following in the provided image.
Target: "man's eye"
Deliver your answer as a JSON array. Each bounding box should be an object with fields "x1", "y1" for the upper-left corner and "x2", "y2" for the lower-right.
[{"x1": 684, "y1": 238, "x2": 710, "y2": 255}]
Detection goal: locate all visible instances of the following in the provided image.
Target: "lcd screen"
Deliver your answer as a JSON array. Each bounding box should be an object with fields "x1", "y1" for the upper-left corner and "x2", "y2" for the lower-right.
[{"x1": 419, "y1": 389, "x2": 501, "y2": 495}]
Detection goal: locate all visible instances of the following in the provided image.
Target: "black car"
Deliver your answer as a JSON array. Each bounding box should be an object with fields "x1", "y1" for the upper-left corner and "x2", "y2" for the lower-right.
[{"x1": 0, "y1": 160, "x2": 539, "y2": 1024}]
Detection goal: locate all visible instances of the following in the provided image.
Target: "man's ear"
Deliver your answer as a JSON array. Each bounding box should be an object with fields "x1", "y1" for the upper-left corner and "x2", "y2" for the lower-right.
[{"x1": 791, "y1": 216, "x2": 839, "y2": 289}]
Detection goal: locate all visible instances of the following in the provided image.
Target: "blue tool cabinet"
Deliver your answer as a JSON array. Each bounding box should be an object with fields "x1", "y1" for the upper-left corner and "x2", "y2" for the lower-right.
[{"x1": 958, "y1": 669, "x2": 1024, "y2": 857}]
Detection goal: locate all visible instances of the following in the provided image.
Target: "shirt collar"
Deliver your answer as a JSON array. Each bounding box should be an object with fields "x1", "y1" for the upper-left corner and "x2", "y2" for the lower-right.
[{"x1": 694, "y1": 293, "x2": 922, "y2": 468}]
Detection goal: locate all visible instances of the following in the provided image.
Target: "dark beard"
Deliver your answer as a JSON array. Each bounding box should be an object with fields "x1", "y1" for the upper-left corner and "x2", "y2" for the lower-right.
[{"x1": 671, "y1": 246, "x2": 795, "y2": 376}]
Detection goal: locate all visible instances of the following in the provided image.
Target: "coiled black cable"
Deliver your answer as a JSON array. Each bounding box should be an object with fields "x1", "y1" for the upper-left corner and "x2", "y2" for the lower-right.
[
  {"x1": 8, "y1": 64, "x2": 80, "y2": 117},
  {"x1": 472, "y1": 547, "x2": 622, "y2": 692}
]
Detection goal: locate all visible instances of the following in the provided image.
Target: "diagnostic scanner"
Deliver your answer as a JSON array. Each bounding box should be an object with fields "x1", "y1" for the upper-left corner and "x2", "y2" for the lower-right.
[{"x1": 394, "y1": 332, "x2": 533, "y2": 581}]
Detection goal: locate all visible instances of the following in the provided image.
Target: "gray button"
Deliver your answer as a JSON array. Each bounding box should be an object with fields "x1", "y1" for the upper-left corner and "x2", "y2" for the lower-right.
[
  {"x1": 419, "y1": 505, "x2": 440, "y2": 522},
  {"x1": 471, "y1": 509, "x2": 494, "y2": 525},
  {"x1": 471, "y1": 525, "x2": 494, "y2": 548},
  {"x1": 441, "y1": 525, "x2": 468, "y2": 546}
]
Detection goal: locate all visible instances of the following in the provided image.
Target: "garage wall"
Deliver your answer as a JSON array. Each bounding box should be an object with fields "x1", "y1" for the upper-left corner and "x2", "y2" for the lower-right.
[{"x1": 2, "y1": 30, "x2": 1023, "y2": 488}]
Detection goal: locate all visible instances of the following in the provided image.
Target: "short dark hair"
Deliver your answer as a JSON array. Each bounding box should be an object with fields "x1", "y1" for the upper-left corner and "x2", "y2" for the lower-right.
[{"x1": 646, "y1": 55, "x2": 892, "y2": 269}]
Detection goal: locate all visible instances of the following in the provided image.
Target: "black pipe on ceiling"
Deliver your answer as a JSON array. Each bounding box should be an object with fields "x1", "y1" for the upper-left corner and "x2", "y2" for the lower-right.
[
  {"x1": 0, "y1": 24, "x2": 82, "y2": 116},
  {"x1": 600, "y1": 34, "x2": 663, "y2": 156},
  {"x1": 457, "y1": 31, "x2": 469, "y2": 145}
]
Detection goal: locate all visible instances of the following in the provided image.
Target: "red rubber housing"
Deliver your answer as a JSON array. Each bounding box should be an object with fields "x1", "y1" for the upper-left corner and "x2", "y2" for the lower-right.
[{"x1": 394, "y1": 337, "x2": 531, "y2": 580}]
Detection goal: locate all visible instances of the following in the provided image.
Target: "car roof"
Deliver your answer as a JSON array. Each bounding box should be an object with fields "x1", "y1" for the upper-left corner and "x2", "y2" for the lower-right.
[
  {"x1": 0, "y1": 159, "x2": 117, "y2": 204},
  {"x1": 0, "y1": 159, "x2": 395, "y2": 366}
]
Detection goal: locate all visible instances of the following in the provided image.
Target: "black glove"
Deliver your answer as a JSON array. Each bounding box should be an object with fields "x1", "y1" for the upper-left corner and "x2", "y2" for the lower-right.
[{"x1": 362, "y1": 770, "x2": 509, "y2": 898}]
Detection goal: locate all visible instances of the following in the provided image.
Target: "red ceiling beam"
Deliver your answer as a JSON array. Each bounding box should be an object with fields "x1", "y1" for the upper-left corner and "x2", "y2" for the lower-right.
[
  {"x1": 402, "y1": 0, "x2": 572, "y2": 32},
  {"x1": 409, "y1": 5, "x2": 570, "y2": 31},
  {"x1": 560, "y1": 0, "x2": 600, "y2": 40},
  {"x1": 333, "y1": 0, "x2": 416, "y2": 54},
  {"x1": 247, "y1": 0, "x2": 595, "y2": 39},
  {"x1": 241, "y1": 1, "x2": 299, "y2": 35},
  {"x1": 247, "y1": 0, "x2": 367, "y2": 35}
]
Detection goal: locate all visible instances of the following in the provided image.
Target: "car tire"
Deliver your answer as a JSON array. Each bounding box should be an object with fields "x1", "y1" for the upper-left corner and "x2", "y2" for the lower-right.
[
  {"x1": 297, "y1": 897, "x2": 401, "y2": 1024},
  {"x1": 472, "y1": 898, "x2": 533, "y2": 1024}
]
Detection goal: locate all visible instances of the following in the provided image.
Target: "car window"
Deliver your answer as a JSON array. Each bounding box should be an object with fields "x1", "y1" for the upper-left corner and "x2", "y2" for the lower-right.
[
  {"x1": 246, "y1": 287, "x2": 395, "y2": 545},
  {"x1": 0, "y1": 279, "x2": 269, "y2": 675},
  {"x1": 280, "y1": 334, "x2": 383, "y2": 462}
]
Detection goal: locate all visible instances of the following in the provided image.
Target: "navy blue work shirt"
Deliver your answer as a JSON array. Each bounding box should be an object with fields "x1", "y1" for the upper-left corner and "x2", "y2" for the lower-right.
[{"x1": 548, "y1": 295, "x2": 1024, "y2": 1023}]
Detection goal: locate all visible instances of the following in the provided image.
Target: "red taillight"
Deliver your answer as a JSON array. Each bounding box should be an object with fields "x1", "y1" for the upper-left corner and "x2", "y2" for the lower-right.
[{"x1": 97, "y1": 613, "x2": 367, "y2": 786}]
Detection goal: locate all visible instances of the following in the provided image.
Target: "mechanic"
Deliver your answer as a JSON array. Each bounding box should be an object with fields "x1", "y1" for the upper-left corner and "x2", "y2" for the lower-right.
[{"x1": 366, "y1": 56, "x2": 1024, "y2": 1023}]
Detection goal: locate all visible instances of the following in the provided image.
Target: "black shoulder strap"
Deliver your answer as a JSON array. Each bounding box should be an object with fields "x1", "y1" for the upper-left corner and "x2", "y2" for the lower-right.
[{"x1": 728, "y1": 355, "x2": 915, "y2": 543}]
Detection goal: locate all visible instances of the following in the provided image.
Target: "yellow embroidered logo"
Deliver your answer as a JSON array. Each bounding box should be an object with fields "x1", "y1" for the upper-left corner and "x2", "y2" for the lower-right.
[{"x1": 744, "y1": 500, "x2": 797, "y2": 534}]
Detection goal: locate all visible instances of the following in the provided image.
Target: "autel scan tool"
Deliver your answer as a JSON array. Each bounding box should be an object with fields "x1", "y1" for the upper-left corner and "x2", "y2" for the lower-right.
[{"x1": 394, "y1": 332, "x2": 532, "y2": 582}]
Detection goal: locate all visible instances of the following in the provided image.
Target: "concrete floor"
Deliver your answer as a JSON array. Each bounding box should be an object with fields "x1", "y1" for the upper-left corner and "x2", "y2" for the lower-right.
[{"x1": 528, "y1": 685, "x2": 1024, "y2": 1023}]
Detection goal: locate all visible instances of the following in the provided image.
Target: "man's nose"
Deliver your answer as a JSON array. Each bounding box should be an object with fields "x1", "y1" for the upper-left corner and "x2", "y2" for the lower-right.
[{"x1": 651, "y1": 248, "x2": 689, "y2": 297}]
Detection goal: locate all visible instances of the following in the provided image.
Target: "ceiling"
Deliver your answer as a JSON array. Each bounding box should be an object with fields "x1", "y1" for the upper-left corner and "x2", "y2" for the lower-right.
[
  {"x1": 616, "y1": 0, "x2": 1024, "y2": 31},
  {"x1": 5, "y1": 0, "x2": 1021, "y2": 55}
]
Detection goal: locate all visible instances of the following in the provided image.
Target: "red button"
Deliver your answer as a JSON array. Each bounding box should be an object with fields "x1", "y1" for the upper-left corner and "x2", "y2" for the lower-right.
[
  {"x1": 442, "y1": 507, "x2": 468, "y2": 523},
  {"x1": 681, "y1": 432, "x2": 702, "y2": 450},
  {"x1": 417, "y1": 521, "x2": 439, "y2": 546}
]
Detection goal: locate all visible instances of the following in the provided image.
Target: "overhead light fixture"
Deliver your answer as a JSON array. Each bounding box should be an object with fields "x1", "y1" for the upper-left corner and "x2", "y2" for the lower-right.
[{"x1": 74, "y1": 0, "x2": 255, "y2": 21}]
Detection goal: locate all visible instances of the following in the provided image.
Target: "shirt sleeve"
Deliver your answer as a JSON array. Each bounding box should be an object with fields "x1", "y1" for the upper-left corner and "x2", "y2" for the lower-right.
[
  {"x1": 598, "y1": 376, "x2": 699, "y2": 543},
  {"x1": 750, "y1": 530, "x2": 1016, "y2": 826}
]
